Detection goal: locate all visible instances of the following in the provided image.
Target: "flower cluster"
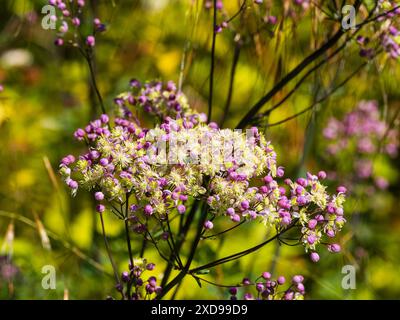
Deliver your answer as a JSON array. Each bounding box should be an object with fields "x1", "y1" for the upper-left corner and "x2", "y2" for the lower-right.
[
  {"x1": 47, "y1": 0, "x2": 105, "y2": 47},
  {"x1": 113, "y1": 80, "x2": 202, "y2": 122},
  {"x1": 357, "y1": 1, "x2": 400, "y2": 60},
  {"x1": 113, "y1": 259, "x2": 161, "y2": 300},
  {"x1": 0, "y1": 256, "x2": 18, "y2": 282},
  {"x1": 228, "y1": 272, "x2": 305, "y2": 300},
  {"x1": 60, "y1": 80, "x2": 346, "y2": 264},
  {"x1": 323, "y1": 100, "x2": 398, "y2": 190}
]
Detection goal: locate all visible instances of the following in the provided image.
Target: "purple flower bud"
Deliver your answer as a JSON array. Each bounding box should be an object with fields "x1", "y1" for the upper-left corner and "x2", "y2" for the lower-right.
[
  {"x1": 100, "y1": 114, "x2": 109, "y2": 123},
  {"x1": 337, "y1": 186, "x2": 347, "y2": 194},
  {"x1": 327, "y1": 243, "x2": 341, "y2": 253},
  {"x1": 77, "y1": 0, "x2": 85, "y2": 7},
  {"x1": 204, "y1": 220, "x2": 214, "y2": 230},
  {"x1": 231, "y1": 214, "x2": 241, "y2": 222},
  {"x1": 292, "y1": 275, "x2": 303, "y2": 284},
  {"x1": 86, "y1": 35, "x2": 95, "y2": 47},
  {"x1": 326, "y1": 229, "x2": 335, "y2": 238},
  {"x1": 262, "y1": 272, "x2": 271, "y2": 279},
  {"x1": 263, "y1": 175, "x2": 273, "y2": 183},
  {"x1": 144, "y1": 204, "x2": 153, "y2": 216},
  {"x1": 254, "y1": 0, "x2": 263, "y2": 4},
  {"x1": 307, "y1": 234, "x2": 316, "y2": 245},
  {"x1": 284, "y1": 291, "x2": 294, "y2": 300},
  {"x1": 229, "y1": 287, "x2": 237, "y2": 295},
  {"x1": 146, "y1": 263, "x2": 155, "y2": 271},
  {"x1": 266, "y1": 15, "x2": 277, "y2": 24},
  {"x1": 242, "y1": 278, "x2": 251, "y2": 285},
  {"x1": 68, "y1": 180, "x2": 78, "y2": 189},
  {"x1": 277, "y1": 166, "x2": 285, "y2": 177},
  {"x1": 308, "y1": 219, "x2": 317, "y2": 229},
  {"x1": 54, "y1": 38, "x2": 64, "y2": 46},
  {"x1": 177, "y1": 204, "x2": 186, "y2": 214},
  {"x1": 297, "y1": 196, "x2": 307, "y2": 206},
  {"x1": 99, "y1": 158, "x2": 109, "y2": 166},
  {"x1": 277, "y1": 276, "x2": 285, "y2": 285},
  {"x1": 244, "y1": 293, "x2": 253, "y2": 300},
  {"x1": 145, "y1": 284, "x2": 154, "y2": 294},
  {"x1": 72, "y1": 17, "x2": 80, "y2": 26},
  {"x1": 148, "y1": 276, "x2": 157, "y2": 287},
  {"x1": 296, "y1": 178, "x2": 307, "y2": 187},
  {"x1": 96, "y1": 204, "x2": 105, "y2": 213},
  {"x1": 297, "y1": 283, "x2": 305, "y2": 292},
  {"x1": 310, "y1": 252, "x2": 320, "y2": 263},
  {"x1": 318, "y1": 171, "x2": 327, "y2": 179},
  {"x1": 256, "y1": 283, "x2": 264, "y2": 292},
  {"x1": 121, "y1": 271, "x2": 130, "y2": 282},
  {"x1": 281, "y1": 216, "x2": 291, "y2": 225},
  {"x1": 95, "y1": 192, "x2": 104, "y2": 201},
  {"x1": 130, "y1": 79, "x2": 141, "y2": 88},
  {"x1": 61, "y1": 155, "x2": 75, "y2": 166},
  {"x1": 240, "y1": 200, "x2": 250, "y2": 210},
  {"x1": 74, "y1": 128, "x2": 85, "y2": 140}
]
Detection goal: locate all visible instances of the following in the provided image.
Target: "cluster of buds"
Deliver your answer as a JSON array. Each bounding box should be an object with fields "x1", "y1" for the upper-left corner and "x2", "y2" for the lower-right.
[
  {"x1": 229, "y1": 272, "x2": 305, "y2": 300},
  {"x1": 48, "y1": 0, "x2": 105, "y2": 48},
  {"x1": 357, "y1": 1, "x2": 400, "y2": 60},
  {"x1": 113, "y1": 259, "x2": 161, "y2": 300}
]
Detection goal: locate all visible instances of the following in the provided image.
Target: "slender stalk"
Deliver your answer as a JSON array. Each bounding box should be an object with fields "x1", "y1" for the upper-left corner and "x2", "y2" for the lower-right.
[
  {"x1": 189, "y1": 221, "x2": 298, "y2": 274},
  {"x1": 99, "y1": 212, "x2": 123, "y2": 298},
  {"x1": 220, "y1": 42, "x2": 241, "y2": 127},
  {"x1": 85, "y1": 51, "x2": 106, "y2": 114},
  {"x1": 160, "y1": 200, "x2": 199, "y2": 288},
  {"x1": 207, "y1": 0, "x2": 218, "y2": 123},
  {"x1": 157, "y1": 203, "x2": 208, "y2": 299},
  {"x1": 202, "y1": 220, "x2": 246, "y2": 240},
  {"x1": 124, "y1": 219, "x2": 134, "y2": 269}
]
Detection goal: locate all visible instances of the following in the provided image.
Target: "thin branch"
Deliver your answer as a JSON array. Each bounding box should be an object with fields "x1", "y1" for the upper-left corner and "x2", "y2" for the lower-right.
[
  {"x1": 189, "y1": 221, "x2": 298, "y2": 274},
  {"x1": 259, "y1": 61, "x2": 368, "y2": 127},
  {"x1": 99, "y1": 212, "x2": 122, "y2": 294},
  {"x1": 220, "y1": 40, "x2": 241, "y2": 127},
  {"x1": 84, "y1": 49, "x2": 106, "y2": 114},
  {"x1": 201, "y1": 219, "x2": 246, "y2": 240},
  {"x1": 207, "y1": 0, "x2": 218, "y2": 123}
]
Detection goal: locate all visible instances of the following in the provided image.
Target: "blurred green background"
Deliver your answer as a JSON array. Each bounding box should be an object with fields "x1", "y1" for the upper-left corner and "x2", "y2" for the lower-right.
[{"x1": 0, "y1": 0, "x2": 399, "y2": 299}]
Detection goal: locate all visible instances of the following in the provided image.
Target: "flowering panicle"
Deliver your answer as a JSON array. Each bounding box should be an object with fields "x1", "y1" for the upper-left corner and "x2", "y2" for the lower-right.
[
  {"x1": 60, "y1": 80, "x2": 346, "y2": 270},
  {"x1": 48, "y1": 0, "x2": 105, "y2": 48},
  {"x1": 228, "y1": 272, "x2": 305, "y2": 300},
  {"x1": 323, "y1": 100, "x2": 398, "y2": 190}
]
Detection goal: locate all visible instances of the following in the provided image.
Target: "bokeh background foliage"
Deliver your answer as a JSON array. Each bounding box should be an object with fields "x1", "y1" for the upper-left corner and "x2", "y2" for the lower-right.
[{"x1": 0, "y1": 0, "x2": 399, "y2": 299}]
